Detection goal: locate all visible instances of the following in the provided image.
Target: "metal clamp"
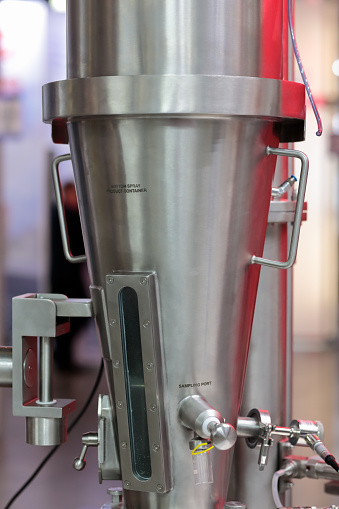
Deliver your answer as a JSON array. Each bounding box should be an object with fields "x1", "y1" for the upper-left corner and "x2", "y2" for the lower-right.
[
  {"x1": 251, "y1": 146, "x2": 309, "y2": 269},
  {"x1": 51, "y1": 153, "x2": 87, "y2": 264}
]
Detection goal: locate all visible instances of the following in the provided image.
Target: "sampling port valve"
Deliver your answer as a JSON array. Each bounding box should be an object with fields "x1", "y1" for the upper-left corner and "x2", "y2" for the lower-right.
[
  {"x1": 178, "y1": 395, "x2": 237, "y2": 450},
  {"x1": 178, "y1": 395, "x2": 237, "y2": 486}
]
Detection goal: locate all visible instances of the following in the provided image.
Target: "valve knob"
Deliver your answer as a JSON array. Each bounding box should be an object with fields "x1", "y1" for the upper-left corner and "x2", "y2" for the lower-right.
[
  {"x1": 209, "y1": 422, "x2": 237, "y2": 451},
  {"x1": 73, "y1": 456, "x2": 87, "y2": 471}
]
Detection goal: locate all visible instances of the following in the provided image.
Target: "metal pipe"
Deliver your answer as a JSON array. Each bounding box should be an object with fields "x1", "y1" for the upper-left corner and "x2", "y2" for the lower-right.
[
  {"x1": 38, "y1": 336, "x2": 55, "y2": 405},
  {"x1": 236, "y1": 417, "x2": 260, "y2": 438},
  {"x1": 0, "y1": 346, "x2": 13, "y2": 387}
]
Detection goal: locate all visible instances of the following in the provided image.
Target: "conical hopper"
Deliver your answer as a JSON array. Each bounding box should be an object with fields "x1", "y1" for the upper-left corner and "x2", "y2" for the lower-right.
[{"x1": 42, "y1": 1, "x2": 306, "y2": 507}]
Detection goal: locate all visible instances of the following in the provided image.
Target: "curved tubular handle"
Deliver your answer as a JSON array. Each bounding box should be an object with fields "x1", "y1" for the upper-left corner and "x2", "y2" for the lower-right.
[
  {"x1": 52, "y1": 154, "x2": 87, "y2": 264},
  {"x1": 251, "y1": 146, "x2": 308, "y2": 270}
]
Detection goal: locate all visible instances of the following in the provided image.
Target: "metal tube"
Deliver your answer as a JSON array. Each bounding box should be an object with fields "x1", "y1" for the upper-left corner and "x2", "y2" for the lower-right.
[
  {"x1": 236, "y1": 417, "x2": 260, "y2": 438},
  {"x1": 38, "y1": 336, "x2": 54, "y2": 404},
  {"x1": 0, "y1": 346, "x2": 13, "y2": 387}
]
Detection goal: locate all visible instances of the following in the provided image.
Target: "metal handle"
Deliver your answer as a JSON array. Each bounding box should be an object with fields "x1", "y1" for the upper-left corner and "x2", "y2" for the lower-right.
[
  {"x1": 52, "y1": 154, "x2": 87, "y2": 264},
  {"x1": 251, "y1": 146, "x2": 308, "y2": 270}
]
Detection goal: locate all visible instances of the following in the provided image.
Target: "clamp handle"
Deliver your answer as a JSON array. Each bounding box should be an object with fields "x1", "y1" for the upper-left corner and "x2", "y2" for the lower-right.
[{"x1": 73, "y1": 432, "x2": 99, "y2": 471}]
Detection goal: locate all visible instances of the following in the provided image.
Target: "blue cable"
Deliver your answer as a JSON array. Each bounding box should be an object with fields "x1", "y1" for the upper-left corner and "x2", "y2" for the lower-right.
[{"x1": 288, "y1": 0, "x2": 323, "y2": 136}]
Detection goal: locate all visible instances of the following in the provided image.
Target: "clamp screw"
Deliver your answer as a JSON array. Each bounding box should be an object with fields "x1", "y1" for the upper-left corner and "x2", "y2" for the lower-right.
[
  {"x1": 156, "y1": 484, "x2": 164, "y2": 493},
  {"x1": 121, "y1": 441, "x2": 127, "y2": 449},
  {"x1": 106, "y1": 276, "x2": 114, "y2": 284},
  {"x1": 150, "y1": 403, "x2": 157, "y2": 412},
  {"x1": 109, "y1": 318, "x2": 117, "y2": 326},
  {"x1": 146, "y1": 362, "x2": 154, "y2": 370},
  {"x1": 143, "y1": 320, "x2": 151, "y2": 328},
  {"x1": 153, "y1": 444, "x2": 160, "y2": 452},
  {"x1": 140, "y1": 277, "x2": 147, "y2": 285},
  {"x1": 124, "y1": 480, "x2": 131, "y2": 488},
  {"x1": 117, "y1": 401, "x2": 124, "y2": 409},
  {"x1": 113, "y1": 360, "x2": 120, "y2": 368}
]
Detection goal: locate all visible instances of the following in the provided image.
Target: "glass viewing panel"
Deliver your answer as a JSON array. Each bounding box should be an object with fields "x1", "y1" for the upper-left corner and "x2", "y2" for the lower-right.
[{"x1": 119, "y1": 286, "x2": 152, "y2": 481}]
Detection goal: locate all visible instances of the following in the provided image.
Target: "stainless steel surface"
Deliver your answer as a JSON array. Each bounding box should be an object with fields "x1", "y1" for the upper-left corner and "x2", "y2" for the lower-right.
[
  {"x1": 252, "y1": 146, "x2": 309, "y2": 269},
  {"x1": 66, "y1": 0, "x2": 284, "y2": 80},
  {"x1": 42, "y1": 1, "x2": 308, "y2": 507},
  {"x1": 38, "y1": 336, "x2": 55, "y2": 405},
  {"x1": 179, "y1": 395, "x2": 237, "y2": 451},
  {"x1": 267, "y1": 200, "x2": 306, "y2": 224},
  {"x1": 51, "y1": 154, "x2": 87, "y2": 264},
  {"x1": 236, "y1": 416, "x2": 261, "y2": 439},
  {"x1": 97, "y1": 394, "x2": 121, "y2": 482},
  {"x1": 210, "y1": 423, "x2": 237, "y2": 452},
  {"x1": 67, "y1": 115, "x2": 279, "y2": 507},
  {"x1": 12, "y1": 294, "x2": 75, "y2": 420},
  {"x1": 290, "y1": 420, "x2": 325, "y2": 446},
  {"x1": 0, "y1": 346, "x2": 13, "y2": 387},
  {"x1": 229, "y1": 196, "x2": 291, "y2": 506},
  {"x1": 43, "y1": 75, "x2": 305, "y2": 141},
  {"x1": 10, "y1": 294, "x2": 107, "y2": 447},
  {"x1": 26, "y1": 416, "x2": 67, "y2": 446},
  {"x1": 179, "y1": 395, "x2": 224, "y2": 438},
  {"x1": 224, "y1": 503, "x2": 247, "y2": 509}
]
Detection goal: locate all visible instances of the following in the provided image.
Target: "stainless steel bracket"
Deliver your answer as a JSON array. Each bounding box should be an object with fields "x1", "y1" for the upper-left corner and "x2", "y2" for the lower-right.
[
  {"x1": 268, "y1": 200, "x2": 307, "y2": 224},
  {"x1": 98, "y1": 394, "x2": 121, "y2": 482},
  {"x1": 105, "y1": 272, "x2": 172, "y2": 494},
  {"x1": 12, "y1": 293, "x2": 93, "y2": 444}
]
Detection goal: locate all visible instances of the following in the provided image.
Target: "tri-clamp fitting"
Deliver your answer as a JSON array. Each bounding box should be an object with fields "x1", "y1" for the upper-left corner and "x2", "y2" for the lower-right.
[
  {"x1": 178, "y1": 395, "x2": 237, "y2": 451},
  {"x1": 237, "y1": 409, "x2": 339, "y2": 472}
]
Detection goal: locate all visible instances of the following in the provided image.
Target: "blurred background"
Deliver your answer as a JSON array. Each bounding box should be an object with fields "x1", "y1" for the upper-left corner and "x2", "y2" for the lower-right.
[{"x1": 0, "y1": 0, "x2": 339, "y2": 507}]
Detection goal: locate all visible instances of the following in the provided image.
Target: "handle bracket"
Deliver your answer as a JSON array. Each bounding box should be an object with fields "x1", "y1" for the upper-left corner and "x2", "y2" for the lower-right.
[
  {"x1": 251, "y1": 146, "x2": 308, "y2": 270},
  {"x1": 51, "y1": 154, "x2": 87, "y2": 264}
]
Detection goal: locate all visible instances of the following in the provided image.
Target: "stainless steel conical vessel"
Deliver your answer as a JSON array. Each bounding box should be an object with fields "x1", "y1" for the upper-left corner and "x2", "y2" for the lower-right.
[{"x1": 43, "y1": 1, "x2": 306, "y2": 508}]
